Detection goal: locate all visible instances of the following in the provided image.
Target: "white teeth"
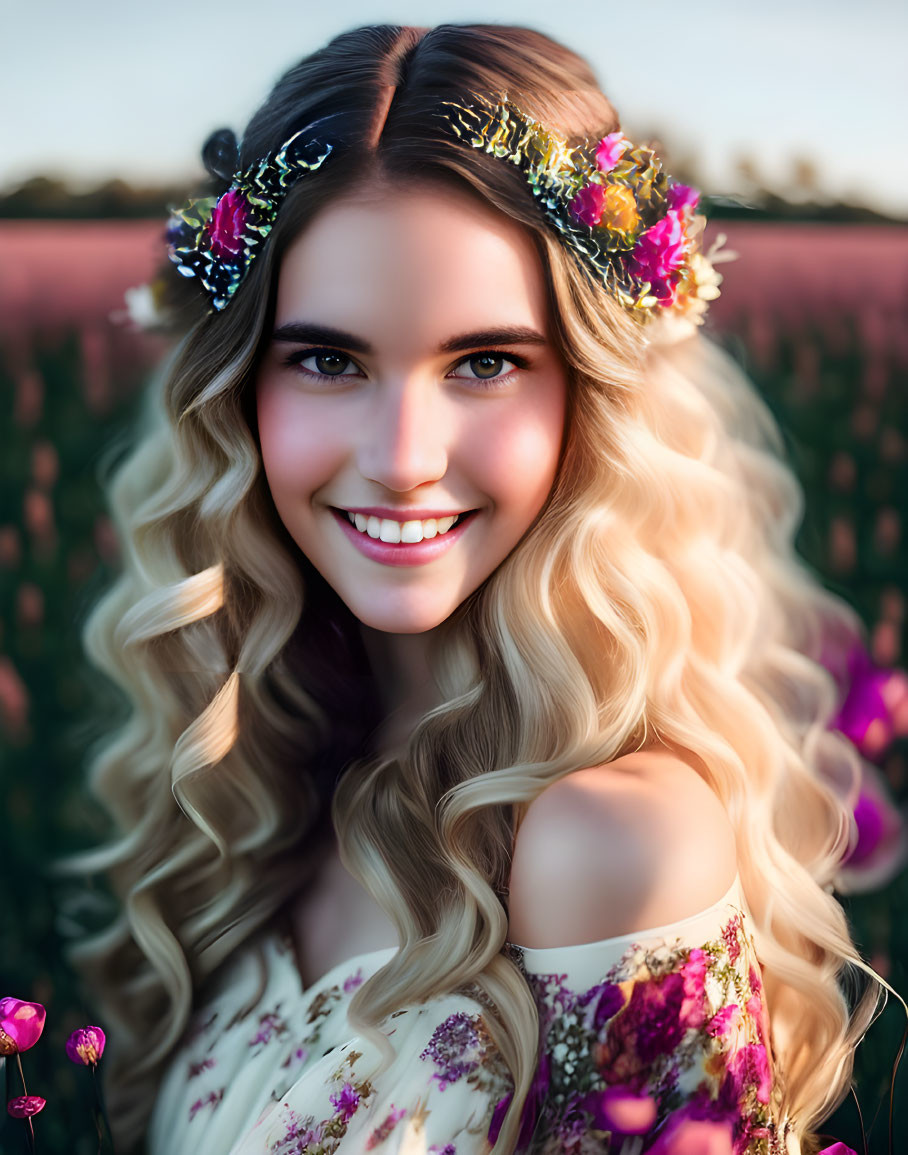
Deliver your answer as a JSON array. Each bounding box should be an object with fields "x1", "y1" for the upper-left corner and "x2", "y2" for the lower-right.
[{"x1": 344, "y1": 511, "x2": 465, "y2": 543}]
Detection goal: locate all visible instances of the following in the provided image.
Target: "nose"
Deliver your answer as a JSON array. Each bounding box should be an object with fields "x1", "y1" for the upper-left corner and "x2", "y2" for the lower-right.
[{"x1": 357, "y1": 375, "x2": 449, "y2": 493}]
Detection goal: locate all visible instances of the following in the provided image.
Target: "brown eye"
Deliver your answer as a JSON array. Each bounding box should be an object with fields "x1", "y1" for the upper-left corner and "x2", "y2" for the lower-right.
[
  {"x1": 313, "y1": 351, "x2": 351, "y2": 375},
  {"x1": 469, "y1": 354, "x2": 505, "y2": 379}
]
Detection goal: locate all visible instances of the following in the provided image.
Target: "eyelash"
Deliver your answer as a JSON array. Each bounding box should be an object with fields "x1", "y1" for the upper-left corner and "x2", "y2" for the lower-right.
[{"x1": 282, "y1": 346, "x2": 531, "y2": 390}]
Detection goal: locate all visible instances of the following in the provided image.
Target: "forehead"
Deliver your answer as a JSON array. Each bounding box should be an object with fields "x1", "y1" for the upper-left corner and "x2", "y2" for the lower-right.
[{"x1": 273, "y1": 181, "x2": 550, "y2": 348}]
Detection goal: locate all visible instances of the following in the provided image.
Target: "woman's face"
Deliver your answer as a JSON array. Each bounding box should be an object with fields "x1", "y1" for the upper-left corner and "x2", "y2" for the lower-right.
[{"x1": 255, "y1": 180, "x2": 568, "y2": 634}]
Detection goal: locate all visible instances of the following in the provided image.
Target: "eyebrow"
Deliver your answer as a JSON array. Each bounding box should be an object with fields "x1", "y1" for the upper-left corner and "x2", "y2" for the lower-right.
[{"x1": 270, "y1": 322, "x2": 549, "y2": 355}]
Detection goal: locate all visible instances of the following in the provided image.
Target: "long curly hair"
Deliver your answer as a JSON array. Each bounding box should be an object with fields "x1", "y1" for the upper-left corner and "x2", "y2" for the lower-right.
[{"x1": 61, "y1": 22, "x2": 883, "y2": 1155}]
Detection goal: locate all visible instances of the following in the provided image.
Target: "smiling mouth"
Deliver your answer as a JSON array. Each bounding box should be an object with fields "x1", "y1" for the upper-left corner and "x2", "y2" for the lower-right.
[{"x1": 331, "y1": 508, "x2": 477, "y2": 542}]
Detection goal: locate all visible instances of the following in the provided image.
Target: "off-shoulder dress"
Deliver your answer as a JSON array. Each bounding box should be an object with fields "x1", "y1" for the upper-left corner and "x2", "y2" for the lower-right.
[{"x1": 148, "y1": 874, "x2": 802, "y2": 1154}]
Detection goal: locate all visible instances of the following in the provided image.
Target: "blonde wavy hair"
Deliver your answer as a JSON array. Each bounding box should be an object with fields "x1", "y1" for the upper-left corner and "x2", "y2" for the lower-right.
[{"x1": 61, "y1": 22, "x2": 885, "y2": 1155}]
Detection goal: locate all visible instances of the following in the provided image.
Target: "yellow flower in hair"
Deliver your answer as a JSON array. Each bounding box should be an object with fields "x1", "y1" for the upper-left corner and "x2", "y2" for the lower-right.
[{"x1": 599, "y1": 185, "x2": 639, "y2": 233}]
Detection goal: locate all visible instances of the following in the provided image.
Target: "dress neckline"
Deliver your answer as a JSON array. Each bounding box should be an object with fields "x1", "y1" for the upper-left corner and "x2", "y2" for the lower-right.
[
  {"x1": 271, "y1": 873, "x2": 744, "y2": 995},
  {"x1": 506, "y1": 872, "x2": 743, "y2": 958}
]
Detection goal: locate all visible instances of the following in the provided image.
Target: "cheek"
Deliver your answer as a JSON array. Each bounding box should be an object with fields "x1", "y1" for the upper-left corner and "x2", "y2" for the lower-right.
[
  {"x1": 472, "y1": 394, "x2": 566, "y2": 516},
  {"x1": 256, "y1": 384, "x2": 343, "y2": 500}
]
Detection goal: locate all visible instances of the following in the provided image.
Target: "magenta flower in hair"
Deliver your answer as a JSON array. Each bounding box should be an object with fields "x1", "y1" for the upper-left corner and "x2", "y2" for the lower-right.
[
  {"x1": 594, "y1": 132, "x2": 630, "y2": 174},
  {"x1": 206, "y1": 189, "x2": 249, "y2": 260},
  {"x1": 66, "y1": 1025, "x2": 106, "y2": 1066},
  {"x1": 569, "y1": 183, "x2": 608, "y2": 227},
  {"x1": 7, "y1": 1095, "x2": 46, "y2": 1119},
  {"x1": 666, "y1": 181, "x2": 700, "y2": 214},
  {"x1": 627, "y1": 209, "x2": 689, "y2": 303},
  {"x1": 0, "y1": 998, "x2": 46, "y2": 1055}
]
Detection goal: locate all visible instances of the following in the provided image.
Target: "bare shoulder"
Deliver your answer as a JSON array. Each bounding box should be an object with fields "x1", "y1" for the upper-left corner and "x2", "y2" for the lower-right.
[{"x1": 506, "y1": 751, "x2": 738, "y2": 949}]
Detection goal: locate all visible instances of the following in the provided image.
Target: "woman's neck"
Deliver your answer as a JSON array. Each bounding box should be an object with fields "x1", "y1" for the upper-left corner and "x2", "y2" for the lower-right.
[{"x1": 358, "y1": 625, "x2": 441, "y2": 757}]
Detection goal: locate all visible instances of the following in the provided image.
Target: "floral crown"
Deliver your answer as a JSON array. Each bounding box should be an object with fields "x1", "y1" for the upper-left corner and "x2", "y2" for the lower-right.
[
  {"x1": 166, "y1": 130, "x2": 333, "y2": 311},
  {"x1": 161, "y1": 97, "x2": 724, "y2": 324}
]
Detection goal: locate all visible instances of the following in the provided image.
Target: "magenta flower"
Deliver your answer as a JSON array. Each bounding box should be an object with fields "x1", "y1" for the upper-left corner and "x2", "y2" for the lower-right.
[
  {"x1": 647, "y1": 1113, "x2": 735, "y2": 1154},
  {"x1": 627, "y1": 210, "x2": 689, "y2": 302},
  {"x1": 7, "y1": 1095, "x2": 46, "y2": 1118},
  {"x1": 206, "y1": 189, "x2": 249, "y2": 260},
  {"x1": 817, "y1": 1144, "x2": 859, "y2": 1155},
  {"x1": 595, "y1": 132, "x2": 629, "y2": 174},
  {"x1": 585, "y1": 1085, "x2": 657, "y2": 1134},
  {"x1": 666, "y1": 181, "x2": 700, "y2": 213},
  {"x1": 837, "y1": 758, "x2": 908, "y2": 892},
  {"x1": 725, "y1": 1042, "x2": 772, "y2": 1105},
  {"x1": 0, "y1": 998, "x2": 46, "y2": 1055},
  {"x1": 65, "y1": 1025, "x2": 106, "y2": 1066},
  {"x1": 570, "y1": 183, "x2": 607, "y2": 227},
  {"x1": 831, "y1": 646, "x2": 908, "y2": 760}
]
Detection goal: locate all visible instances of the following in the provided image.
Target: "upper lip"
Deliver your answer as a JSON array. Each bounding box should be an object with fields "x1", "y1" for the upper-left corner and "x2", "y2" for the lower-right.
[{"x1": 334, "y1": 506, "x2": 474, "y2": 520}]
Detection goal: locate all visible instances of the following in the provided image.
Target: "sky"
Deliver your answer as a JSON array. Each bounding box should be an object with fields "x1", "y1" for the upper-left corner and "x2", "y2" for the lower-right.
[{"x1": 4, "y1": 0, "x2": 907, "y2": 216}]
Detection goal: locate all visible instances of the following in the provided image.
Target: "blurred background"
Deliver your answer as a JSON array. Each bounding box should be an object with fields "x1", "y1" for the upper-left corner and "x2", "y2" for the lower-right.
[{"x1": 1, "y1": 1, "x2": 907, "y2": 1151}]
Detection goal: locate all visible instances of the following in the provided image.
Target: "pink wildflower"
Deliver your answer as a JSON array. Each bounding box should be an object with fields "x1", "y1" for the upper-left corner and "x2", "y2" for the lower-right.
[
  {"x1": 595, "y1": 132, "x2": 630, "y2": 174},
  {"x1": 206, "y1": 189, "x2": 248, "y2": 260},
  {"x1": 0, "y1": 998, "x2": 46, "y2": 1055},
  {"x1": 65, "y1": 1025, "x2": 106, "y2": 1066},
  {"x1": 817, "y1": 1144, "x2": 859, "y2": 1155},
  {"x1": 7, "y1": 1095, "x2": 46, "y2": 1118}
]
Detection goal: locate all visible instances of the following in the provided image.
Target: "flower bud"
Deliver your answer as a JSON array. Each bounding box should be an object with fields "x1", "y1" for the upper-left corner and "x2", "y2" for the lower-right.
[
  {"x1": 65, "y1": 1025, "x2": 106, "y2": 1066},
  {"x1": 0, "y1": 998, "x2": 46, "y2": 1055},
  {"x1": 7, "y1": 1095, "x2": 47, "y2": 1118}
]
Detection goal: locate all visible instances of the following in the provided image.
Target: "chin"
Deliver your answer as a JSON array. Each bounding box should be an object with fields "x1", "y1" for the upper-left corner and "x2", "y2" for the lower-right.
[{"x1": 346, "y1": 597, "x2": 460, "y2": 636}]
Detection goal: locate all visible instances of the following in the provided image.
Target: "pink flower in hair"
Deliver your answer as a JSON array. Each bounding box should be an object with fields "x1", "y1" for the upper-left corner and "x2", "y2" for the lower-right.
[
  {"x1": 595, "y1": 132, "x2": 630, "y2": 174},
  {"x1": 627, "y1": 209, "x2": 689, "y2": 302},
  {"x1": 666, "y1": 181, "x2": 700, "y2": 214},
  {"x1": 206, "y1": 189, "x2": 249, "y2": 260},
  {"x1": 570, "y1": 183, "x2": 607, "y2": 227}
]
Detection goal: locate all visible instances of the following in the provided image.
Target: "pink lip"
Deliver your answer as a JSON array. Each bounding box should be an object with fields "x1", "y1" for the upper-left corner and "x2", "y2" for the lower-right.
[{"x1": 331, "y1": 508, "x2": 477, "y2": 567}]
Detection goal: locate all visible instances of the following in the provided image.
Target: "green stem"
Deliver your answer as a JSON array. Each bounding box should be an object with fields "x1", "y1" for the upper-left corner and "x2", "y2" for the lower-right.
[
  {"x1": 90, "y1": 1065, "x2": 116, "y2": 1154},
  {"x1": 15, "y1": 1053, "x2": 37, "y2": 1155}
]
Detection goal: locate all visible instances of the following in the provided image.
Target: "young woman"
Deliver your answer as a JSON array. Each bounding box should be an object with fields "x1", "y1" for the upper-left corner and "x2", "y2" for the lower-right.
[{"x1": 68, "y1": 22, "x2": 894, "y2": 1155}]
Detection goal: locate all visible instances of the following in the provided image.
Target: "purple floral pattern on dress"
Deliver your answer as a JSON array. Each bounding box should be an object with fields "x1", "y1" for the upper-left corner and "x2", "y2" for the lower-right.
[
  {"x1": 504, "y1": 907, "x2": 792, "y2": 1154},
  {"x1": 420, "y1": 1012, "x2": 486, "y2": 1091}
]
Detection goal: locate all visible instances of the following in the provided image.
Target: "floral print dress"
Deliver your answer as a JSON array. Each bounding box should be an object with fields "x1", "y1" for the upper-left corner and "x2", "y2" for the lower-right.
[{"x1": 148, "y1": 875, "x2": 801, "y2": 1155}]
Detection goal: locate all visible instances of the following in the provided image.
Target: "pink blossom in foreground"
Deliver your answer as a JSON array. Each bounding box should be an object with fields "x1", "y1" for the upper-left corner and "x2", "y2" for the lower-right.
[
  {"x1": 837, "y1": 758, "x2": 908, "y2": 893},
  {"x1": 647, "y1": 1115, "x2": 735, "y2": 1154},
  {"x1": 0, "y1": 998, "x2": 46, "y2": 1055},
  {"x1": 817, "y1": 1144, "x2": 858, "y2": 1155},
  {"x1": 586, "y1": 1085, "x2": 657, "y2": 1134},
  {"x1": 65, "y1": 1025, "x2": 106, "y2": 1066},
  {"x1": 7, "y1": 1095, "x2": 46, "y2": 1118}
]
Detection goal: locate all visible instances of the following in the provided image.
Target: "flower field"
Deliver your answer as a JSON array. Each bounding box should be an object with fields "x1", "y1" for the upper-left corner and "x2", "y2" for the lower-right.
[{"x1": 0, "y1": 219, "x2": 906, "y2": 1153}]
